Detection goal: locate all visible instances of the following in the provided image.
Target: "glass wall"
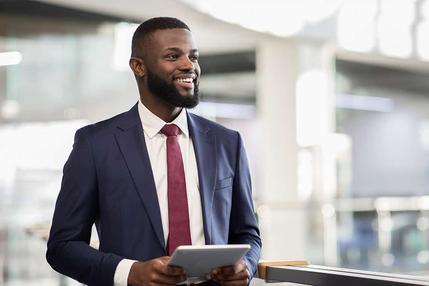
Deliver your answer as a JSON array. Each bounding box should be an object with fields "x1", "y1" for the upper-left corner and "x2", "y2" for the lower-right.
[
  {"x1": 0, "y1": 8, "x2": 138, "y2": 285},
  {"x1": 333, "y1": 59, "x2": 429, "y2": 273}
]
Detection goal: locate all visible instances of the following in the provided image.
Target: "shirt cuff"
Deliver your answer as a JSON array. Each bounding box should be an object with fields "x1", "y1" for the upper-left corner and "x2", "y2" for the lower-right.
[{"x1": 114, "y1": 259, "x2": 137, "y2": 286}]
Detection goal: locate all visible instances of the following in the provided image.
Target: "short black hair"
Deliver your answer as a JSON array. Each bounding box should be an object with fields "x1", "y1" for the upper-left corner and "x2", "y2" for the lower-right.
[{"x1": 131, "y1": 17, "x2": 191, "y2": 57}]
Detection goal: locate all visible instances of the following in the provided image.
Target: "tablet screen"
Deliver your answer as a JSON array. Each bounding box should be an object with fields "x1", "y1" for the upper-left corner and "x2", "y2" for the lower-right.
[{"x1": 168, "y1": 244, "x2": 250, "y2": 279}]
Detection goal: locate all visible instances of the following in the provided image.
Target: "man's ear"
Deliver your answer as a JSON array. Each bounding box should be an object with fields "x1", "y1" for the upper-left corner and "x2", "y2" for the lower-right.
[{"x1": 129, "y1": 57, "x2": 145, "y2": 77}]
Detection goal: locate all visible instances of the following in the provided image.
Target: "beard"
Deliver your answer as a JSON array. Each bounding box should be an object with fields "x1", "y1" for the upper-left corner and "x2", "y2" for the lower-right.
[{"x1": 146, "y1": 69, "x2": 199, "y2": 108}]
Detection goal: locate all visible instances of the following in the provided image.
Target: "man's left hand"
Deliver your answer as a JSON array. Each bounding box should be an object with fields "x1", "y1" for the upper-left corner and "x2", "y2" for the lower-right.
[{"x1": 208, "y1": 259, "x2": 250, "y2": 286}]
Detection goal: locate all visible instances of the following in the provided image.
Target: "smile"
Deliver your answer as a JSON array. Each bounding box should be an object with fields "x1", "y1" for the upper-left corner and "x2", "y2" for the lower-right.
[
  {"x1": 175, "y1": 76, "x2": 196, "y2": 89},
  {"x1": 176, "y1": 78, "x2": 193, "y2": 83}
]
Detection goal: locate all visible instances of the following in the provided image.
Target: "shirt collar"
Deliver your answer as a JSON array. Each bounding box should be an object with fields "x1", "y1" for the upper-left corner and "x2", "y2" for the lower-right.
[{"x1": 137, "y1": 100, "x2": 189, "y2": 139}]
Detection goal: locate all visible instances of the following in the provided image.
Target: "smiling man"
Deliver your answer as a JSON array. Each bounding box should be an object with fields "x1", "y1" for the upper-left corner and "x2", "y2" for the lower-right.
[{"x1": 46, "y1": 17, "x2": 261, "y2": 286}]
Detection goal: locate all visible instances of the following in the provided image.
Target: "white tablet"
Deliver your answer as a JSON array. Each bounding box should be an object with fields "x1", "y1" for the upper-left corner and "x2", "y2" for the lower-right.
[{"x1": 168, "y1": 244, "x2": 250, "y2": 280}]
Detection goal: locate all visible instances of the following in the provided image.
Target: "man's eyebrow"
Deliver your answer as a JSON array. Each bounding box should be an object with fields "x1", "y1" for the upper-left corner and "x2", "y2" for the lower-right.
[{"x1": 163, "y1": 47, "x2": 199, "y2": 53}]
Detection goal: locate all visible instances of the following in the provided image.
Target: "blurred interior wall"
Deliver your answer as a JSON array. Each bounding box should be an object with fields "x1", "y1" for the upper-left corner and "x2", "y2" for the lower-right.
[{"x1": 255, "y1": 38, "x2": 336, "y2": 260}]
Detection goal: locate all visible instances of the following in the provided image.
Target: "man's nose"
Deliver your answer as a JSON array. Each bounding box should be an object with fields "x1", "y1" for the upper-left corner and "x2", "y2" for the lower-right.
[{"x1": 179, "y1": 56, "x2": 195, "y2": 71}]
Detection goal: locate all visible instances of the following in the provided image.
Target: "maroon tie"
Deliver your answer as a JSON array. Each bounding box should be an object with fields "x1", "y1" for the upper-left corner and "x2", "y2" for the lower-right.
[{"x1": 161, "y1": 124, "x2": 192, "y2": 255}]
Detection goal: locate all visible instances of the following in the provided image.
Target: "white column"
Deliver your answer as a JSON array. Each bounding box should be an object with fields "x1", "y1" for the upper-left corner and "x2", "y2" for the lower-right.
[
  {"x1": 256, "y1": 38, "x2": 305, "y2": 260},
  {"x1": 256, "y1": 38, "x2": 336, "y2": 261}
]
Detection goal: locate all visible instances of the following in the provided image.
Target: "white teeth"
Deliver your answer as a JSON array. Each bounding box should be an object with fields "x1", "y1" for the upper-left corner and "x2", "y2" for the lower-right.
[{"x1": 177, "y1": 78, "x2": 193, "y2": 83}]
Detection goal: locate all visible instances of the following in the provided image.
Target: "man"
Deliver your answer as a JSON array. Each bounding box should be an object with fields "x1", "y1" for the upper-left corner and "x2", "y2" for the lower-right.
[{"x1": 46, "y1": 17, "x2": 261, "y2": 286}]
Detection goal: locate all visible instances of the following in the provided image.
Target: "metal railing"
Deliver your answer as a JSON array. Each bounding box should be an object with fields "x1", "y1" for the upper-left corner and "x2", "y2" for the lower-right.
[{"x1": 258, "y1": 262, "x2": 429, "y2": 286}]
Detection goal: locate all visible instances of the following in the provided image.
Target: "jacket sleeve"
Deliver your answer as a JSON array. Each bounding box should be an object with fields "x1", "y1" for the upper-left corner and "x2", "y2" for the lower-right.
[
  {"x1": 228, "y1": 132, "x2": 262, "y2": 277},
  {"x1": 46, "y1": 128, "x2": 122, "y2": 286}
]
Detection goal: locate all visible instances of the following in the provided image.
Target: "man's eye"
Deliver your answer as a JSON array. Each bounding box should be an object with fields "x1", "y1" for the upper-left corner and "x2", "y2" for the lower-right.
[
  {"x1": 166, "y1": 54, "x2": 178, "y2": 60},
  {"x1": 190, "y1": 55, "x2": 199, "y2": 62}
]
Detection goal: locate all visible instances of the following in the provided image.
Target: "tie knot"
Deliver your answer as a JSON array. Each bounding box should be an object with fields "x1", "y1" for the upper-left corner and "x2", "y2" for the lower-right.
[{"x1": 161, "y1": 124, "x2": 180, "y2": 137}]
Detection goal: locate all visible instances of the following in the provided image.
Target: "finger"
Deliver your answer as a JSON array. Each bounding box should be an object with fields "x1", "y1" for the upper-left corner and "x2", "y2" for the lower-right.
[
  {"x1": 208, "y1": 267, "x2": 221, "y2": 276},
  {"x1": 159, "y1": 256, "x2": 171, "y2": 262},
  {"x1": 164, "y1": 256, "x2": 186, "y2": 276},
  {"x1": 211, "y1": 265, "x2": 235, "y2": 277},
  {"x1": 214, "y1": 269, "x2": 249, "y2": 282},
  {"x1": 218, "y1": 266, "x2": 242, "y2": 276},
  {"x1": 154, "y1": 258, "x2": 185, "y2": 276},
  {"x1": 233, "y1": 260, "x2": 247, "y2": 272},
  {"x1": 166, "y1": 265, "x2": 186, "y2": 276},
  {"x1": 219, "y1": 266, "x2": 236, "y2": 276},
  {"x1": 220, "y1": 260, "x2": 246, "y2": 275},
  {"x1": 152, "y1": 272, "x2": 187, "y2": 285}
]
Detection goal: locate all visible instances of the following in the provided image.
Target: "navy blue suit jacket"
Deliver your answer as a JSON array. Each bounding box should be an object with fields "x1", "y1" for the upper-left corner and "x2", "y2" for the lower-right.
[{"x1": 46, "y1": 104, "x2": 261, "y2": 286}]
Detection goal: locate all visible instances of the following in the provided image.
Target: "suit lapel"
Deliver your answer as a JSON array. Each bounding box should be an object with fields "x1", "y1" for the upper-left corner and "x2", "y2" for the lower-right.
[
  {"x1": 187, "y1": 112, "x2": 217, "y2": 244},
  {"x1": 114, "y1": 104, "x2": 165, "y2": 249}
]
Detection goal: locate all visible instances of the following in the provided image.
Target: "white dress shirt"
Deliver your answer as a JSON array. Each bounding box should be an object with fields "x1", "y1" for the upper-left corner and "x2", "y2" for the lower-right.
[{"x1": 113, "y1": 101, "x2": 205, "y2": 285}]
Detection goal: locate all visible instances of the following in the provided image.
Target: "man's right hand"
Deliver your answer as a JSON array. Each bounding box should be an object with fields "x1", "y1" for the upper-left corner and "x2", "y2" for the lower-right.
[{"x1": 128, "y1": 256, "x2": 186, "y2": 286}]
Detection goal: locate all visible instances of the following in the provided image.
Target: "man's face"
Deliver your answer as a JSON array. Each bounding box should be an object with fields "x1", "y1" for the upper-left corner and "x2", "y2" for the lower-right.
[{"x1": 142, "y1": 28, "x2": 201, "y2": 108}]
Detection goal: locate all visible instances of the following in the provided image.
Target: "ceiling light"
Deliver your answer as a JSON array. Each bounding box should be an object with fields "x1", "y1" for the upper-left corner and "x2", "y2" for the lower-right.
[
  {"x1": 337, "y1": 0, "x2": 377, "y2": 52},
  {"x1": 0, "y1": 51, "x2": 23, "y2": 66}
]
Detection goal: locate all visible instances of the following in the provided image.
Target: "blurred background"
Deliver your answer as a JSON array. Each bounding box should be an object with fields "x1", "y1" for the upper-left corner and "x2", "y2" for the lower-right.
[{"x1": 1, "y1": 0, "x2": 429, "y2": 285}]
